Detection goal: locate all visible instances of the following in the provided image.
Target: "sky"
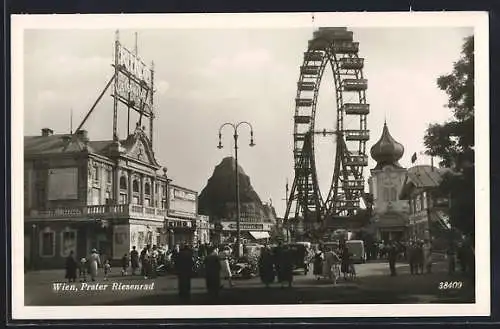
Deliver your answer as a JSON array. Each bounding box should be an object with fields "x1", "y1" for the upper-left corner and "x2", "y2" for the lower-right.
[{"x1": 23, "y1": 25, "x2": 473, "y2": 217}]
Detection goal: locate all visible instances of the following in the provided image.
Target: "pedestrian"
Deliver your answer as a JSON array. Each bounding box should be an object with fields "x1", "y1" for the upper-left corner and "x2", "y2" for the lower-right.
[
  {"x1": 79, "y1": 257, "x2": 88, "y2": 282},
  {"x1": 423, "y1": 240, "x2": 432, "y2": 274},
  {"x1": 341, "y1": 246, "x2": 352, "y2": 280},
  {"x1": 313, "y1": 248, "x2": 324, "y2": 280},
  {"x1": 130, "y1": 246, "x2": 139, "y2": 275},
  {"x1": 89, "y1": 248, "x2": 101, "y2": 281},
  {"x1": 219, "y1": 246, "x2": 233, "y2": 288},
  {"x1": 121, "y1": 253, "x2": 129, "y2": 276},
  {"x1": 65, "y1": 250, "x2": 78, "y2": 283},
  {"x1": 258, "y1": 245, "x2": 275, "y2": 287},
  {"x1": 408, "y1": 241, "x2": 417, "y2": 275},
  {"x1": 277, "y1": 245, "x2": 294, "y2": 288},
  {"x1": 204, "y1": 246, "x2": 222, "y2": 299},
  {"x1": 323, "y1": 247, "x2": 338, "y2": 285},
  {"x1": 387, "y1": 242, "x2": 398, "y2": 276},
  {"x1": 103, "y1": 259, "x2": 111, "y2": 280},
  {"x1": 416, "y1": 241, "x2": 425, "y2": 274},
  {"x1": 176, "y1": 244, "x2": 194, "y2": 302}
]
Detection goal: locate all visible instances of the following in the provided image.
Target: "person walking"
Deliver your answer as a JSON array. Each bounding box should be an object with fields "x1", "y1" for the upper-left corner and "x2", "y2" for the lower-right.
[
  {"x1": 89, "y1": 248, "x2": 101, "y2": 282},
  {"x1": 277, "y1": 245, "x2": 294, "y2": 288},
  {"x1": 446, "y1": 243, "x2": 456, "y2": 274},
  {"x1": 258, "y1": 245, "x2": 275, "y2": 288},
  {"x1": 313, "y1": 248, "x2": 324, "y2": 280},
  {"x1": 408, "y1": 241, "x2": 417, "y2": 275},
  {"x1": 103, "y1": 260, "x2": 111, "y2": 280},
  {"x1": 340, "y1": 246, "x2": 352, "y2": 280},
  {"x1": 176, "y1": 244, "x2": 194, "y2": 303},
  {"x1": 204, "y1": 247, "x2": 222, "y2": 299},
  {"x1": 416, "y1": 241, "x2": 425, "y2": 274},
  {"x1": 121, "y1": 253, "x2": 129, "y2": 276},
  {"x1": 79, "y1": 257, "x2": 88, "y2": 282},
  {"x1": 423, "y1": 240, "x2": 432, "y2": 274},
  {"x1": 130, "y1": 246, "x2": 139, "y2": 276},
  {"x1": 219, "y1": 246, "x2": 233, "y2": 288},
  {"x1": 65, "y1": 250, "x2": 78, "y2": 283},
  {"x1": 387, "y1": 242, "x2": 398, "y2": 276}
]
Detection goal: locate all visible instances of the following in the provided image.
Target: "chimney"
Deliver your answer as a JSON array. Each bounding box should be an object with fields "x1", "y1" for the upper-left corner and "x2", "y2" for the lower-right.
[
  {"x1": 41, "y1": 128, "x2": 54, "y2": 136},
  {"x1": 75, "y1": 129, "x2": 88, "y2": 141}
]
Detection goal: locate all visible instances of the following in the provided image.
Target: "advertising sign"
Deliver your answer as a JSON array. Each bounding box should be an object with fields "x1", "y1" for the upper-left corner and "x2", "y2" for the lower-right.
[
  {"x1": 220, "y1": 222, "x2": 272, "y2": 231},
  {"x1": 48, "y1": 167, "x2": 78, "y2": 200},
  {"x1": 114, "y1": 43, "x2": 153, "y2": 116},
  {"x1": 169, "y1": 186, "x2": 197, "y2": 217}
]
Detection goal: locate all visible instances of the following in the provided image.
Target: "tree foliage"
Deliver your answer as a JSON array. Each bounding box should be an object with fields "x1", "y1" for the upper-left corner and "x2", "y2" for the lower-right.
[
  {"x1": 424, "y1": 36, "x2": 474, "y2": 169},
  {"x1": 423, "y1": 35, "x2": 475, "y2": 239}
]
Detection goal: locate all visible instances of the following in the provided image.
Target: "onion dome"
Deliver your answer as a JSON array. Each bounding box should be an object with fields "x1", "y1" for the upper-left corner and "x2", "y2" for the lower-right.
[{"x1": 370, "y1": 122, "x2": 404, "y2": 169}]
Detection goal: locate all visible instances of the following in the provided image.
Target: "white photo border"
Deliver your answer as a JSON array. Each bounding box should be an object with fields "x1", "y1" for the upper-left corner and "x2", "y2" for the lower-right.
[{"x1": 11, "y1": 12, "x2": 490, "y2": 319}]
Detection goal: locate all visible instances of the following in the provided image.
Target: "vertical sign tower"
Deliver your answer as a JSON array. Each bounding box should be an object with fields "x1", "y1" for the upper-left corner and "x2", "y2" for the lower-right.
[{"x1": 112, "y1": 30, "x2": 155, "y2": 145}]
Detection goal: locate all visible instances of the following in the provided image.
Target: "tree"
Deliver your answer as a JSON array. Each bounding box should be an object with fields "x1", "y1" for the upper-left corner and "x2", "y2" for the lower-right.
[{"x1": 423, "y1": 35, "x2": 474, "y2": 240}]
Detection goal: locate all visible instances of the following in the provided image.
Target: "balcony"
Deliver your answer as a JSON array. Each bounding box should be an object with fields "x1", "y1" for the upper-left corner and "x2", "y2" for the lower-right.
[{"x1": 27, "y1": 204, "x2": 168, "y2": 222}]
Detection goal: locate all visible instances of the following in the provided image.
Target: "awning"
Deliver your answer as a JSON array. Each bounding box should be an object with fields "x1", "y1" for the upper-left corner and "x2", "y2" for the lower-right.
[{"x1": 249, "y1": 231, "x2": 270, "y2": 240}]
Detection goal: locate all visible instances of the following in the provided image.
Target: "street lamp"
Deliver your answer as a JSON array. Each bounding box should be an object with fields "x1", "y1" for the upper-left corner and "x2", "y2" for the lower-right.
[{"x1": 217, "y1": 121, "x2": 255, "y2": 258}]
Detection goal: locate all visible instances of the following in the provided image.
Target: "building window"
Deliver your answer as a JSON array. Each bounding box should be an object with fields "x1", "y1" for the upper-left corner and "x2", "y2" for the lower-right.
[
  {"x1": 119, "y1": 193, "x2": 128, "y2": 204},
  {"x1": 144, "y1": 198, "x2": 151, "y2": 207},
  {"x1": 133, "y1": 196, "x2": 140, "y2": 204},
  {"x1": 60, "y1": 229, "x2": 77, "y2": 257},
  {"x1": 92, "y1": 165, "x2": 99, "y2": 181},
  {"x1": 92, "y1": 188, "x2": 100, "y2": 205},
  {"x1": 40, "y1": 228, "x2": 55, "y2": 257},
  {"x1": 145, "y1": 182, "x2": 151, "y2": 195},
  {"x1": 133, "y1": 180, "x2": 139, "y2": 193},
  {"x1": 106, "y1": 169, "x2": 112, "y2": 184},
  {"x1": 120, "y1": 176, "x2": 127, "y2": 190},
  {"x1": 105, "y1": 191, "x2": 111, "y2": 205}
]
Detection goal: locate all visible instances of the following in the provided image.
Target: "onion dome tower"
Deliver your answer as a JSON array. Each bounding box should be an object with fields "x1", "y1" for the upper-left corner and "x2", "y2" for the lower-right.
[{"x1": 370, "y1": 121, "x2": 405, "y2": 170}]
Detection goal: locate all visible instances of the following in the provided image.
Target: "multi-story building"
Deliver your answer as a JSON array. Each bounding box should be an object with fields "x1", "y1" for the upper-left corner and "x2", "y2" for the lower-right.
[
  {"x1": 367, "y1": 122, "x2": 410, "y2": 242},
  {"x1": 24, "y1": 126, "x2": 203, "y2": 269},
  {"x1": 399, "y1": 165, "x2": 451, "y2": 246}
]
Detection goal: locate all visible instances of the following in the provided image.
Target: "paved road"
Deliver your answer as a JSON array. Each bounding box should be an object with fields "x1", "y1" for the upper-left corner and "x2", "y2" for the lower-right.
[{"x1": 24, "y1": 260, "x2": 474, "y2": 305}]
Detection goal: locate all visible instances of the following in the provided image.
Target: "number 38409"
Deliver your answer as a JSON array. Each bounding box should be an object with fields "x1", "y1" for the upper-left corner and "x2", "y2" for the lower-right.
[{"x1": 438, "y1": 281, "x2": 463, "y2": 290}]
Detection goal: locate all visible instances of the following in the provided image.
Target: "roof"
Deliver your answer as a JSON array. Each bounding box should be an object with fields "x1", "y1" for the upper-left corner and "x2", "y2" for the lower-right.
[
  {"x1": 399, "y1": 165, "x2": 449, "y2": 199},
  {"x1": 24, "y1": 134, "x2": 121, "y2": 156}
]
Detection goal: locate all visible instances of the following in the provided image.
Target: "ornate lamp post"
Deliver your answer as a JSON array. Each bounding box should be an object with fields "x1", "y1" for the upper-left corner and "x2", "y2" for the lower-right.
[{"x1": 217, "y1": 122, "x2": 255, "y2": 258}]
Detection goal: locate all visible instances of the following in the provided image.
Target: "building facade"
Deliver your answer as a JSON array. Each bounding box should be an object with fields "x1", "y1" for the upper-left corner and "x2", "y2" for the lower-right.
[
  {"x1": 367, "y1": 122, "x2": 410, "y2": 242},
  {"x1": 24, "y1": 126, "x2": 203, "y2": 269},
  {"x1": 399, "y1": 165, "x2": 451, "y2": 248}
]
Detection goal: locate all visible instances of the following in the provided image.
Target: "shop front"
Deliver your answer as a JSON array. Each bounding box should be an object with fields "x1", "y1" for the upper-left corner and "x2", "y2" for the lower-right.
[{"x1": 219, "y1": 221, "x2": 272, "y2": 244}]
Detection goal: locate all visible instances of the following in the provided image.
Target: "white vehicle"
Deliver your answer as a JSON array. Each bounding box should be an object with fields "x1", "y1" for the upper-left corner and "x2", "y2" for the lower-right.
[{"x1": 346, "y1": 240, "x2": 366, "y2": 263}]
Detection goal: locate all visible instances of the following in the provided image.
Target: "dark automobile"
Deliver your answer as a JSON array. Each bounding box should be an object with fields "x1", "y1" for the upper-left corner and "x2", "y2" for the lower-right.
[{"x1": 288, "y1": 243, "x2": 312, "y2": 275}]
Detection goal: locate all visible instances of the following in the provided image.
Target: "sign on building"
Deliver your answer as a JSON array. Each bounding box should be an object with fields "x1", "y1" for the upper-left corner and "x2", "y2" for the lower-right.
[
  {"x1": 48, "y1": 167, "x2": 78, "y2": 200},
  {"x1": 168, "y1": 186, "x2": 197, "y2": 218}
]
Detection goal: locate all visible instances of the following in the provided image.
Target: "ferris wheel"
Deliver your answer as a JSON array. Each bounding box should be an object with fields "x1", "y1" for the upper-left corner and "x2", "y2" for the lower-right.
[{"x1": 284, "y1": 27, "x2": 370, "y2": 237}]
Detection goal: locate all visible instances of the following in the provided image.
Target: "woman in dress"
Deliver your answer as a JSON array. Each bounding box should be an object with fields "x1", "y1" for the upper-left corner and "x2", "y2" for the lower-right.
[
  {"x1": 89, "y1": 248, "x2": 101, "y2": 281},
  {"x1": 65, "y1": 250, "x2": 78, "y2": 283},
  {"x1": 313, "y1": 248, "x2": 324, "y2": 280},
  {"x1": 219, "y1": 246, "x2": 233, "y2": 288},
  {"x1": 258, "y1": 246, "x2": 275, "y2": 287}
]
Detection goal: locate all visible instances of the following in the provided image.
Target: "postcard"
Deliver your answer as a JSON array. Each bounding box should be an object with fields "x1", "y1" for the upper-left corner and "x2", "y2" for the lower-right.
[{"x1": 11, "y1": 12, "x2": 490, "y2": 319}]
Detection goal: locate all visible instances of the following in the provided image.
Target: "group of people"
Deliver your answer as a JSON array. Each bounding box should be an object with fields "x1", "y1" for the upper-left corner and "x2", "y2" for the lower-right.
[
  {"x1": 312, "y1": 245, "x2": 354, "y2": 284},
  {"x1": 65, "y1": 248, "x2": 109, "y2": 282},
  {"x1": 257, "y1": 243, "x2": 296, "y2": 288}
]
